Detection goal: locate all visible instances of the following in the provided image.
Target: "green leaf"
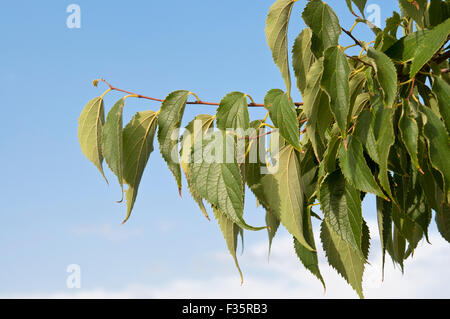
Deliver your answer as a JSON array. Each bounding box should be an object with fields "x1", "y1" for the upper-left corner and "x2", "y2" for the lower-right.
[
  {"x1": 321, "y1": 219, "x2": 365, "y2": 298},
  {"x1": 376, "y1": 196, "x2": 393, "y2": 279},
  {"x1": 428, "y1": 0, "x2": 449, "y2": 27},
  {"x1": 436, "y1": 203, "x2": 450, "y2": 243},
  {"x1": 319, "y1": 170, "x2": 363, "y2": 254},
  {"x1": 302, "y1": 0, "x2": 341, "y2": 58},
  {"x1": 353, "y1": 109, "x2": 379, "y2": 163},
  {"x1": 293, "y1": 205, "x2": 326, "y2": 289},
  {"x1": 384, "y1": 29, "x2": 431, "y2": 61},
  {"x1": 265, "y1": 0, "x2": 297, "y2": 95},
  {"x1": 102, "y1": 98, "x2": 126, "y2": 199},
  {"x1": 432, "y1": 76, "x2": 450, "y2": 135},
  {"x1": 265, "y1": 89, "x2": 301, "y2": 151},
  {"x1": 266, "y1": 211, "x2": 280, "y2": 258},
  {"x1": 157, "y1": 90, "x2": 191, "y2": 194},
  {"x1": 399, "y1": 0, "x2": 427, "y2": 28},
  {"x1": 245, "y1": 121, "x2": 272, "y2": 210},
  {"x1": 180, "y1": 114, "x2": 215, "y2": 220},
  {"x1": 421, "y1": 104, "x2": 450, "y2": 201},
  {"x1": 345, "y1": 0, "x2": 367, "y2": 18},
  {"x1": 122, "y1": 111, "x2": 158, "y2": 223},
  {"x1": 271, "y1": 145, "x2": 314, "y2": 251},
  {"x1": 418, "y1": 140, "x2": 441, "y2": 211},
  {"x1": 189, "y1": 131, "x2": 264, "y2": 231},
  {"x1": 409, "y1": 18, "x2": 450, "y2": 78},
  {"x1": 367, "y1": 48, "x2": 398, "y2": 107},
  {"x1": 349, "y1": 72, "x2": 367, "y2": 119},
  {"x1": 292, "y1": 28, "x2": 315, "y2": 95},
  {"x1": 213, "y1": 207, "x2": 244, "y2": 284},
  {"x1": 321, "y1": 46, "x2": 351, "y2": 137},
  {"x1": 299, "y1": 144, "x2": 320, "y2": 200},
  {"x1": 384, "y1": 11, "x2": 402, "y2": 37},
  {"x1": 318, "y1": 130, "x2": 340, "y2": 178},
  {"x1": 361, "y1": 219, "x2": 371, "y2": 261},
  {"x1": 216, "y1": 92, "x2": 250, "y2": 131},
  {"x1": 302, "y1": 58, "x2": 333, "y2": 160},
  {"x1": 372, "y1": 91, "x2": 395, "y2": 198},
  {"x1": 399, "y1": 100, "x2": 420, "y2": 170},
  {"x1": 78, "y1": 97, "x2": 107, "y2": 182},
  {"x1": 392, "y1": 224, "x2": 406, "y2": 271},
  {"x1": 338, "y1": 136, "x2": 387, "y2": 199}
]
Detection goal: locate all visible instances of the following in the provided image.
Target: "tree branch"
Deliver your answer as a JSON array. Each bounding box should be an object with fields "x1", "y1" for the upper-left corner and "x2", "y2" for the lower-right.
[
  {"x1": 96, "y1": 79, "x2": 304, "y2": 108},
  {"x1": 341, "y1": 27, "x2": 364, "y2": 48}
]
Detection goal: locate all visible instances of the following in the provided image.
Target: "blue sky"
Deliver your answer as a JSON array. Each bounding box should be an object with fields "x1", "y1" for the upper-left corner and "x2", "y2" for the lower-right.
[{"x1": 0, "y1": 0, "x2": 448, "y2": 298}]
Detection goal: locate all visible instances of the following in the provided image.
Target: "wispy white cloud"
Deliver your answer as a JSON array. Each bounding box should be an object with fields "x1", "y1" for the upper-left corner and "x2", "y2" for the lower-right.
[{"x1": 6, "y1": 220, "x2": 450, "y2": 299}]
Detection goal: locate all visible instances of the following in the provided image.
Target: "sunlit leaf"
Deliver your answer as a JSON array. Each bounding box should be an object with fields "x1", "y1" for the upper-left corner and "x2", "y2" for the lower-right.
[
  {"x1": 265, "y1": 0, "x2": 297, "y2": 95},
  {"x1": 122, "y1": 111, "x2": 158, "y2": 223},
  {"x1": 78, "y1": 97, "x2": 107, "y2": 182}
]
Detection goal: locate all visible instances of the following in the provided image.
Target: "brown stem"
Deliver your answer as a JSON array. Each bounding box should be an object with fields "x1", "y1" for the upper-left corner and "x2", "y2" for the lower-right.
[
  {"x1": 407, "y1": 77, "x2": 416, "y2": 101},
  {"x1": 98, "y1": 79, "x2": 304, "y2": 108},
  {"x1": 342, "y1": 27, "x2": 364, "y2": 48},
  {"x1": 346, "y1": 55, "x2": 374, "y2": 68}
]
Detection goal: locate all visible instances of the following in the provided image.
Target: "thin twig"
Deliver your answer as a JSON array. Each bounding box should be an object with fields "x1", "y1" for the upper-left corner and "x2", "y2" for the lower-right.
[
  {"x1": 97, "y1": 79, "x2": 304, "y2": 107},
  {"x1": 346, "y1": 55, "x2": 374, "y2": 68},
  {"x1": 341, "y1": 27, "x2": 364, "y2": 48}
]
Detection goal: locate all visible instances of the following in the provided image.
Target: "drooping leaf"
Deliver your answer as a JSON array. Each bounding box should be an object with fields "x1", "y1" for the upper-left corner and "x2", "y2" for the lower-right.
[
  {"x1": 266, "y1": 211, "x2": 280, "y2": 258},
  {"x1": 348, "y1": 72, "x2": 367, "y2": 120},
  {"x1": 213, "y1": 206, "x2": 244, "y2": 284},
  {"x1": 372, "y1": 91, "x2": 395, "y2": 199},
  {"x1": 265, "y1": 89, "x2": 301, "y2": 151},
  {"x1": 157, "y1": 90, "x2": 191, "y2": 193},
  {"x1": 189, "y1": 131, "x2": 264, "y2": 231},
  {"x1": 409, "y1": 17, "x2": 450, "y2": 78},
  {"x1": 392, "y1": 224, "x2": 406, "y2": 271},
  {"x1": 216, "y1": 92, "x2": 250, "y2": 131},
  {"x1": 265, "y1": 0, "x2": 297, "y2": 95},
  {"x1": 245, "y1": 121, "x2": 271, "y2": 207},
  {"x1": 302, "y1": 0, "x2": 342, "y2": 58},
  {"x1": 404, "y1": 178, "x2": 432, "y2": 242},
  {"x1": 367, "y1": 48, "x2": 398, "y2": 107},
  {"x1": 353, "y1": 109, "x2": 379, "y2": 164},
  {"x1": 102, "y1": 98, "x2": 126, "y2": 199},
  {"x1": 122, "y1": 111, "x2": 158, "y2": 223},
  {"x1": 361, "y1": 219, "x2": 371, "y2": 261},
  {"x1": 299, "y1": 143, "x2": 320, "y2": 200},
  {"x1": 292, "y1": 28, "x2": 315, "y2": 95},
  {"x1": 302, "y1": 58, "x2": 333, "y2": 160},
  {"x1": 376, "y1": 196, "x2": 393, "y2": 278},
  {"x1": 271, "y1": 145, "x2": 314, "y2": 251},
  {"x1": 432, "y1": 76, "x2": 450, "y2": 135},
  {"x1": 338, "y1": 136, "x2": 387, "y2": 199},
  {"x1": 78, "y1": 97, "x2": 107, "y2": 182},
  {"x1": 436, "y1": 203, "x2": 450, "y2": 243},
  {"x1": 319, "y1": 170, "x2": 363, "y2": 254},
  {"x1": 180, "y1": 114, "x2": 215, "y2": 220},
  {"x1": 399, "y1": 100, "x2": 420, "y2": 170},
  {"x1": 318, "y1": 131, "x2": 341, "y2": 179},
  {"x1": 421, "y1": 104, "x2": 450, "y2": 201},
  {"x1": 419, "y1": 139, "x2": 441, "y2": 211},
  {"x1": 321, "y1": 219, "x2": 365, "y2": 298},
  {"x1": 321, "y1": 46, "x2": 351, "y2": 137}
]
